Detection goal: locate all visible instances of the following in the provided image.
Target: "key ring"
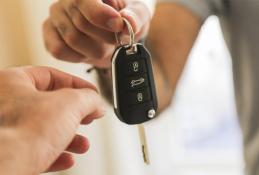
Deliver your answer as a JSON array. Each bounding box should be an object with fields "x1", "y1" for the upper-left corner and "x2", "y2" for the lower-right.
[
  {"x1": 87, "y1": 18, "x2": 136, "y2": 74},
  {"x1": 115, "y1": 18, "x2": 137, "y2": 54}
]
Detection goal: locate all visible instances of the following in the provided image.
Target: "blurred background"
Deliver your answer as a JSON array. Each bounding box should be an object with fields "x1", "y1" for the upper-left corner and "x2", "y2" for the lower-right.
[{"x1": 0, "y1": 1, "x2": 245, "y2": 175}]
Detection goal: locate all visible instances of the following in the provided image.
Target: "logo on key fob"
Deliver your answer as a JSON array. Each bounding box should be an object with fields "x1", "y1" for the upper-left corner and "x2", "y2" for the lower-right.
[{"x1": 131, "y1": 78, "x2": 145, "y2": 87}]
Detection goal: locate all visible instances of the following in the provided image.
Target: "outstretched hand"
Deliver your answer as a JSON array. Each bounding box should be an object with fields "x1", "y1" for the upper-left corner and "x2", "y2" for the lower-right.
[{"x1": 0, "y1": 66, "x2": 105, "y2": 174}]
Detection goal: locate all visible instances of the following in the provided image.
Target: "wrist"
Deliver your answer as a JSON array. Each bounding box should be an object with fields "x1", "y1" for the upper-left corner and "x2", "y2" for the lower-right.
[
  {"x1": 0, "y1": 130, "x2": 21, "y2": 174},
  {"x1": 0, "y1": 129, "x2": 34, "y2": 175}
]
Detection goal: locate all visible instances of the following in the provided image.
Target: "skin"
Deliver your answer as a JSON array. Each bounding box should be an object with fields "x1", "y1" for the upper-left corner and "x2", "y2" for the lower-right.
[
  {"x1": 0, "y1": 66, "x2": 105, "y2": 175},
  {"x1": 146, "y1": 3, "x2": 202, "y2": 111},
  {"x1": 43, "y1": 0, "x2": 152, "y2": 68},
  {"x1": 44, "y1": 1, "x2": 202, "y2": 112}
]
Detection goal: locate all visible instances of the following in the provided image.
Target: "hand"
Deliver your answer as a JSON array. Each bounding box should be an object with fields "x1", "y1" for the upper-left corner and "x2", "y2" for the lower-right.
[
  {"x1": 0, "y1": 66, "x2": 105, "y2": 175},
  {"x1": 43, "y1": 0, "x2": 154, "y2": 68}
]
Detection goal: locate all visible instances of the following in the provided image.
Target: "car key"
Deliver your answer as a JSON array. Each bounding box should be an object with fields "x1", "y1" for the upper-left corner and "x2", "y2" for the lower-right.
[
  {"x1": 112, "y1": 19, "x2": 158, "y2": 125},
  {"x1": 111, "y1": 18, "x2": 158, "y2": 164}
]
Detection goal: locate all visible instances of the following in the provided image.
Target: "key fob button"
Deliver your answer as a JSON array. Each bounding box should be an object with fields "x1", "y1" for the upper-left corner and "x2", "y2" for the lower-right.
[
  {"x1": 128, "y1": 74, "x2": 149, "y2": 90},
  {"x1": 127, "y1": 59, "x2": 146, "y2": 75},
  {"x1": 112, "y1": 43, "x2": 158, "y2": 124},
  {"x1": 129, "y1": 89, "x2": 151, "y2": 105}
]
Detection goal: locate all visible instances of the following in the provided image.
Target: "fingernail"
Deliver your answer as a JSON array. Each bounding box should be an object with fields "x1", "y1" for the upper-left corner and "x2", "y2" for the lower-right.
[{"x1": 106, "y1": 17, "x2": 123, "y2": 32}]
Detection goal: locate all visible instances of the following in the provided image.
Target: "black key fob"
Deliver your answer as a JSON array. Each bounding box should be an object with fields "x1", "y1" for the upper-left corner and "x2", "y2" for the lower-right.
[{"x1": 111, "y1": 43, "x2": 158, "y2": 125}]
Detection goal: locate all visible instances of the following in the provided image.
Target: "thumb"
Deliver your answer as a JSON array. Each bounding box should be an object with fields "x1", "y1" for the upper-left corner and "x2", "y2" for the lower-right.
[
  {"x1": 120, "y1": 0, "x2": 155, "y2": 34},
  {"x1": 76, "y1": 0, "x2": 124, "y2": 32}
]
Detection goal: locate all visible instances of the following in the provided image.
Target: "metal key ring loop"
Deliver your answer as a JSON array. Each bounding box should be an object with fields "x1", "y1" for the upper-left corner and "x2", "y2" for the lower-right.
[{"x1": 115, "y1": 18, "x2": 135, "y2": 48}]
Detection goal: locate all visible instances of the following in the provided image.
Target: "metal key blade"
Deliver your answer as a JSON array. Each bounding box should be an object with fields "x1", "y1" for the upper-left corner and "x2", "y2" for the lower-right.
[{"x1": 138, "y1": 124, "x2": 150, "y2": 165}]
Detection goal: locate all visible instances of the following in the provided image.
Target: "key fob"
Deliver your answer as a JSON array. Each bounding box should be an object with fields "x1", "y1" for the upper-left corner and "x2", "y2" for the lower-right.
[{"x1": 112, "y1": 43, "x2": 158, "y2": 125}]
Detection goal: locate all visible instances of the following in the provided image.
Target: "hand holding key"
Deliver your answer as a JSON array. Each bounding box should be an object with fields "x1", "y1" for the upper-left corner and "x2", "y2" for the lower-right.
[{"x1": 43, "y1": 0, "x2": 154, "y2": 68}]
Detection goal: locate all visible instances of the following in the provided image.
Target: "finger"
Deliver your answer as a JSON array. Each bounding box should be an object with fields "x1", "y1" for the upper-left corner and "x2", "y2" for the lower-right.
[
  {"x1": 120, "y1": 0, "x2": 151, "y2": 34},
  {"x1": 63, "y1": 4, "x2": 116, "y2": 44},
  {"x1": 73, "y1": 0, "x2": 124, "y2": 32},
  {"x1": 41, "y1": 89, "x2": 105, "y2": 173},
  {"x1": 66, "y1": 134, "x2": 90, "y2": 154},
  {"x1": 24, "y1": 66, "x2": 98, "y2": 91},
  {"x1": 103, "y1": 0, "x2": 123, "y2": 10},
  {"x1": 81, "y1": 110, "x2": 104, "y2": 124},
  {"x1": 49, "y1": 2, "x2": 102, "y2": 58},
  {"x1": 81, "y1": 44, "x2": 115, "y2": 68},
  {"x1": 46, "y1": 152, "x2": 74, "y2": 172},
  {"x1": 43, "y1": 19, "x2": 84, "y2": 62}
]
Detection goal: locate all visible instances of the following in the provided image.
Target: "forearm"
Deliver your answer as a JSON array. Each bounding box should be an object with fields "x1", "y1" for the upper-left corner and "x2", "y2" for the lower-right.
[{"x1": 146, "y1": 3, "x2": 202, "y2": 111}]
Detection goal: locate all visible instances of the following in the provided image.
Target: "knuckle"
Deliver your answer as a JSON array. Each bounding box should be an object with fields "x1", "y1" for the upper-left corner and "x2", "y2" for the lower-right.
[
  {"x1": 49, "y1": 42, "x2": 66, "y2": 59},
  {"x1": 87, "y1": 12, "x2": 99, "y2": 25},
  {"x1": 72, "y1": 13, "x2": 88, "y2": 32},
  {"x1": 64, "y1": 32, "x2": 80, "y2": 46},
  {"x1": 106, "y1": 35, "x2": 117, "y2": 44},
  {"x1": 76, "y1": 89, "x2": 95, "y2": 103},
  {"x1": 94, "y1": 45, "x2": 111, "y2": 59},
  {"x1": 71, "y1": 0, "x2": 101, "y2": 27},
  {"x1": 49, "y1": 3, "x2": 58, "y2": 16},
  {"x1": 72, "y1": 0, "x2": 83, "y2": 6},
  {"x1": 95, "y1": 49, "x2": 106, "y2": 59}
]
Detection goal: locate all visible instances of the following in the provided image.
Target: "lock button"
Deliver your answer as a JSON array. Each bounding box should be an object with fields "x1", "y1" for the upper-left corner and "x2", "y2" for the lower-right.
[
  {"x1": 128, "y1": 88, "x2": 151, "y2": 105},
  {"x1": 127, "y1": 59, "x2": 146, "y2": 75}
]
